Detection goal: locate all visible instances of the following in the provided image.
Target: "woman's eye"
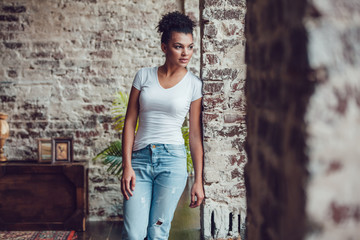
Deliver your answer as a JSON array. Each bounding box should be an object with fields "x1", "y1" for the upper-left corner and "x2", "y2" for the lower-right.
[
  {"x1": 189, "y1": 46, "x2": 193, "y2": 50},
  {"x1": 175, "y1": 46, "x2": 182, "y2": 49}
]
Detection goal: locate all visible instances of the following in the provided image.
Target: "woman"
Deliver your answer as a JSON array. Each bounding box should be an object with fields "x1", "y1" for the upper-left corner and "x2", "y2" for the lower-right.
[{"x1": 121, "y1": 11, "x2": 204, "y2": 240}]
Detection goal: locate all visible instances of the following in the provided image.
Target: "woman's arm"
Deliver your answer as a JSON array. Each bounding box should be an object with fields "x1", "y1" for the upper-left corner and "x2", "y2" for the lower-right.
[
  {"x1": 188, "y1": 97, "x2": 205, "y2": 208},
  {"x1": 121, "y1": 86, "x2": 140, "y2": 200}
]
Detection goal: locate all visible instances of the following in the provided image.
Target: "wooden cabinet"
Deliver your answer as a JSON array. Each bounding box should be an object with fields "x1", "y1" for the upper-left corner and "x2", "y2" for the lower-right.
[{"x1": 0, "y1": 162, "x2": 88, "y2": 231}]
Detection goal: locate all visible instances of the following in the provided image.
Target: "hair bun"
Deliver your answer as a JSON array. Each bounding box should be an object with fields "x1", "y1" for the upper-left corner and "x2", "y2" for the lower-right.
[{"x1": 157, "y1": 11, "x2": 195, "y2": 34}]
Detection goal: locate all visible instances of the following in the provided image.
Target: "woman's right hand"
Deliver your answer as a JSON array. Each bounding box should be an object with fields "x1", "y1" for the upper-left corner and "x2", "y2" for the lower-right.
[
  {"x1": 121, "y1": 86, "x2": 140, "y2": 200},
  {"x1": 121, "y1": 166, "x2": 136, "y2": 200}
]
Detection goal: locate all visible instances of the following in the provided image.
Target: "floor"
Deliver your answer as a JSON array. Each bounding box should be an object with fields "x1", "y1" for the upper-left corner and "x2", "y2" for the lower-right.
[
  {"x1": 76, "y1": 221, "x2": 123, "y2": 240},
  {"x1": 77, "y1": 221, "x2": 201, "y2": 240},
  {"x1": 77, "y1": 177, "x2": 201, "y2": 240}
]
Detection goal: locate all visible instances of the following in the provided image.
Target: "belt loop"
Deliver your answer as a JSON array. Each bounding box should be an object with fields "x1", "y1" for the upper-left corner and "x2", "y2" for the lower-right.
[{"x1": 163, "y1": 144, "x2": 169, "y2": 153}]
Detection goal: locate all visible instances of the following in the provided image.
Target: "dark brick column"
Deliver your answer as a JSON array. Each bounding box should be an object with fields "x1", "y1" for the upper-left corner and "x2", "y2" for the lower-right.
[
  {"x1": 245, "y1": 0, "x2": 360, "y2": 239},
  {"x1": 244, "y1": 0, "x2": 312, "y2": 239}
]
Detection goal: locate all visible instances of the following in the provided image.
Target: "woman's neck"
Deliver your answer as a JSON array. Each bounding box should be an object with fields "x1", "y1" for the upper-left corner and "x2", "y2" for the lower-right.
[{"x1": 159, "y1": 63, "x2": 187, "y2": 77}]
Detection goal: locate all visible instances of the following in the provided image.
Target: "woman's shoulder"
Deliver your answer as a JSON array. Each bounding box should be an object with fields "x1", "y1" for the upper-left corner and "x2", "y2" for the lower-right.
[
  {"x1": 136, "y1": 66, "x2": 157, "y2": 74},
  {"x1": 134, "y1": 67, "x2": 157, "y2": 82},
  {"x1": 187, "y1": 70, "x2": 202, "y2": 86},
  {"x1": 133, "y1": 67, "x2": 157, "y2": 88}
]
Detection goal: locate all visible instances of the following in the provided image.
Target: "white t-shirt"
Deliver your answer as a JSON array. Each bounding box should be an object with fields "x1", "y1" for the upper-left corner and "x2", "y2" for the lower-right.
[{"x1": 132, "y1": 66, "x2": 203, "y2": 151}]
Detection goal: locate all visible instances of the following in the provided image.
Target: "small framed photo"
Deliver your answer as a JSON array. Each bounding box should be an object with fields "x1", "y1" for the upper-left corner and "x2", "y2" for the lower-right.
[
  {"x1": 38, "y1": 138, "x2": 52, "y2": 163},
  {"x1": 52, "y1": 137, "x2": 73, "y2": 163}
]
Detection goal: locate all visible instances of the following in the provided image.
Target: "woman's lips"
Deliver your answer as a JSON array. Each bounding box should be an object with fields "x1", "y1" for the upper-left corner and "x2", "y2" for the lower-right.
[{"x1": 179, "y1": 58, "x2": 189, "y2": 63}]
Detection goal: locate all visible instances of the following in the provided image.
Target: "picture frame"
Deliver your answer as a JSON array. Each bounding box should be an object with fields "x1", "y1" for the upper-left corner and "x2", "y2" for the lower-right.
[
  {"x1": 52, "y1": 137, "x2": 73, "y2": 163},
  {"x1": 37, "y1": 138, "x2": 52, "y2": 163}
]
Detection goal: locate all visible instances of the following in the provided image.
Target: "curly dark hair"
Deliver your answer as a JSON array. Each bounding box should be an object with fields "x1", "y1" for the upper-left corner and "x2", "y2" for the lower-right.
[{"x1": 157, "y1": 11, "x2": 196, "y2": 44}]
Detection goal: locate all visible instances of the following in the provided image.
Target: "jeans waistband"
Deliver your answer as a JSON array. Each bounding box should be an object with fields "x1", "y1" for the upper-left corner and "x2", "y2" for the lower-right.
[{"x1": 144, "y1": 143, "x2": 185, "y2": 149}]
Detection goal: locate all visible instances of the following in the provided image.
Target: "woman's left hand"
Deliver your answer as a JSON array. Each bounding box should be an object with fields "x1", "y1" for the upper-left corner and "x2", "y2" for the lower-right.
[{"x1": 189, "y1": 181, "x2": 204, "y2": 208}]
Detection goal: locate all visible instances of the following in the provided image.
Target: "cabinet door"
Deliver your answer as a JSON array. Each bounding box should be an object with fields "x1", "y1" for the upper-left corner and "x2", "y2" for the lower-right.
[{"x1": 0, "y1": 163, "x2": 87, "y2": 231}]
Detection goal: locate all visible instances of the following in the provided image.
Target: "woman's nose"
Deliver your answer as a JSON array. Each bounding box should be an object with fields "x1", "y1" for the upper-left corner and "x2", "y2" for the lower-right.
[{"x1": 182, "y1": 48, "x2": 188, "y2": 56}]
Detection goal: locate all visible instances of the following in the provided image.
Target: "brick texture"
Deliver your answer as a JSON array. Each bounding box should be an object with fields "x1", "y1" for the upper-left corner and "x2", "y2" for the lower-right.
[
  {"x1": 200, "y1": 0, "x2": 247, "y2": 239},
  {"x1": 304, "y1": 0, "x2": 360, "y2": 239},
  {"x1": 0, "y1": 0, "x2": 185, "y2": 220}
]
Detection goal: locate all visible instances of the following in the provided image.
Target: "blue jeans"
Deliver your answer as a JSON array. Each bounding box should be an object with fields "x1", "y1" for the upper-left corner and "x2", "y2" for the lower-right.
[{"x1": 122, "y1": 143, "x2": 188, "y2": 240}]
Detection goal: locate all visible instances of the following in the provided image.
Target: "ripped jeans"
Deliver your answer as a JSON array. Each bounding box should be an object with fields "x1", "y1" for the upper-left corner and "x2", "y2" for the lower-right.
[{"x1": 122, "y1": 143, "x2": 188, "y2": 240}]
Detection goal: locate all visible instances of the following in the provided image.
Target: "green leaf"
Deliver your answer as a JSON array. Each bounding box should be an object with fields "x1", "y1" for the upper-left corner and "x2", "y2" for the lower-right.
[
  {"x1": 181, "y1": 125, "x2": 193, "y2": 173},
  {"x1": 92, "y1": 140, "x2": 123, "y2": 177}
]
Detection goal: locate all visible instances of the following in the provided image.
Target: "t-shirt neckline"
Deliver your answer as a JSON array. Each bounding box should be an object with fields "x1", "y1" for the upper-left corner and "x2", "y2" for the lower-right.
[{"x1": 156, "y1": 66, "x2": 189, "y2": 90}]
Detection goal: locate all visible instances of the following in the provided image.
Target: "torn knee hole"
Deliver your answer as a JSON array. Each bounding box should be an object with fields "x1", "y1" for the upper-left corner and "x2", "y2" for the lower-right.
[
  {"x1": 155, "y1": 220, "x2": 163, "y2": 225},
  {"x1": 153, "y1": 217, "x2": 164, "y2": 226}
]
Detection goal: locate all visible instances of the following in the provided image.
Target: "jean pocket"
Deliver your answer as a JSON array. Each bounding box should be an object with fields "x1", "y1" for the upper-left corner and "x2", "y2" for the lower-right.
[{"x1": 164, "y1": 144, "x2": 186, "y2": 158}]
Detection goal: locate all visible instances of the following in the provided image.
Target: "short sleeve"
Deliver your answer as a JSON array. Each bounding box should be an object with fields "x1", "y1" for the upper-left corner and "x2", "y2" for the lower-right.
[
  {"x1": 132, "y1": 69, "x2": 143, "y2": 90},
  {"x1": 191, "y1": 76, "x2": 203, "y2": 102}
]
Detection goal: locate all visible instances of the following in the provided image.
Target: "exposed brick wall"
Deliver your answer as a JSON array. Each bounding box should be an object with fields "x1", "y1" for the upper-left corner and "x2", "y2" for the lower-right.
[
  {"x1": 0, "y1": 0, "x2": 184, "y2": 220},
  {"x1": 304, "y1": 0, "x2": 360, "y2": 239},
  {"x1": 200, "y1": 0, "x2": 247, "y2": 239},
  {"x1": 1, "y1": 0, "x2": 251, "y2": 233},
  {"x1": 244, "y1": 0, "x2": 311, "y2": 239},
  {"x1": 185, "y1": 0, "x2": 201, "y2": 75},
  {"x1": 245, "y1": 0, "x2": 360, "y2": 239}
]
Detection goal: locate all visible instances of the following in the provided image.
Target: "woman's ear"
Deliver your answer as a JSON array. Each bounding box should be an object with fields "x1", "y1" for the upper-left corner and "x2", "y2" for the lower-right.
[{"x1": 161, "y1": 43, "x2": 167, "y2": 54}]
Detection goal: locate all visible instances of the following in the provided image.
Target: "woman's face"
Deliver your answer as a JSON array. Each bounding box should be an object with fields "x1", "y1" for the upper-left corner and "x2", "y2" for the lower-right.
[{"x1": 162, "y1": 31, "x2": 194, "y2": 68}]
